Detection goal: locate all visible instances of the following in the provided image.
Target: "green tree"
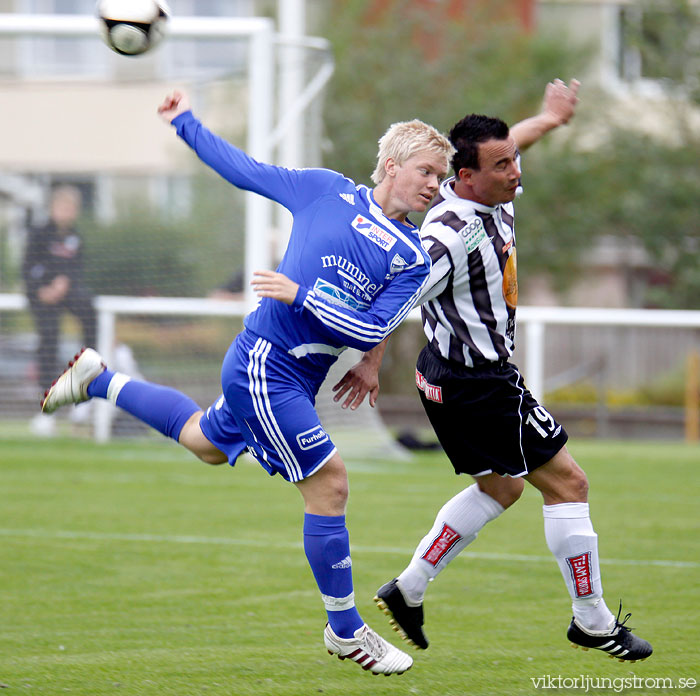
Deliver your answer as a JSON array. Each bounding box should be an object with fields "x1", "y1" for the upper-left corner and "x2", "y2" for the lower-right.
[
  {"x1": 517, "y1": 128, "x2": 700, "y2": 308},
  {"x1": 322, "y1": 0, "x2": 585, "y2": 186},
  {"x1": 621, "y1": 0, "x2": 700, "y2": 102},
  {"x1": 82, "y1": 173, "x2": 245, "y2": 297},
  {"x1": 321, "y1": 0, "x2": 700, "y2": 309}
]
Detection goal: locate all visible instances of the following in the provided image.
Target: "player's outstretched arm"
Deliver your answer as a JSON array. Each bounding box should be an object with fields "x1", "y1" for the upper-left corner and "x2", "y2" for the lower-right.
[
  {"x1": 510, "y1": 78, "x2": 580, "y2": 151},
  {"x1": 332, "y1": 338, "x2": 389, "y2": 410},
  {"x1": 160, "y1": 95, "x2": 340, "y2": 214},
  {"x1": 157, "y1": 90, "x2": 192, "y2": 124}
]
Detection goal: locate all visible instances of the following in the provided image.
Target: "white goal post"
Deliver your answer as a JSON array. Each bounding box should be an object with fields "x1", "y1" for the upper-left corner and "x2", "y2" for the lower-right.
[{"x1": 0, "y1": 12, "x2": 334, "y2": 307}]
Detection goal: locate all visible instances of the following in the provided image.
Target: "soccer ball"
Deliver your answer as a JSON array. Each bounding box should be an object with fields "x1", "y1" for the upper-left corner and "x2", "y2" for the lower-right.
[{"x1": 96, "y1": 0, "x2": 170, "y2": 56}]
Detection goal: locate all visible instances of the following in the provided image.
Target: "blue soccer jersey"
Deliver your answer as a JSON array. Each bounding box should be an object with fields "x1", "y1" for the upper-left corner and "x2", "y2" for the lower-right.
[
  {"x1": 174, "y1": 111, "x2": 431, "y2": 373},
  {"x1": 173, "y1": 111, "x2": 431, "y2": 480}
]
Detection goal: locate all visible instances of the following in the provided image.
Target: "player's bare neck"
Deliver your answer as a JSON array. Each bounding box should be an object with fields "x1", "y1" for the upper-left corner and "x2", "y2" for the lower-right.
[
  {"x1": 372, "y1": 187, "x2": 407, "y2": 223},
  {"x1": 452, "y1": 179, "x2": 473, "y2": 202}
]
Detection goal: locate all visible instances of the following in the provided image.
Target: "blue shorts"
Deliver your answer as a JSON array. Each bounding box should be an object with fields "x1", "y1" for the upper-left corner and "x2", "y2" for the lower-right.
[{"x1": 199, "y1": 330, "x2": 337, "y2": 483}]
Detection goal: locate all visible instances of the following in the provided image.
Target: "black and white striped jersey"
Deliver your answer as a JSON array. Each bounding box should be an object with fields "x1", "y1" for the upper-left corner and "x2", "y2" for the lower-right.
[{"x1": 418, "y1": 176, "x2": 518, "y2": 367}]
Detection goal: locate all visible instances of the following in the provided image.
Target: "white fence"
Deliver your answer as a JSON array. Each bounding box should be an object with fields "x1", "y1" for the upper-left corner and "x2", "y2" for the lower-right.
[
  {"x1": 516, "y1": 306, "x2": 700, "y2": 402},
  {"x1": 1, "y1": 293, "x2": 699, "y2": 441}
]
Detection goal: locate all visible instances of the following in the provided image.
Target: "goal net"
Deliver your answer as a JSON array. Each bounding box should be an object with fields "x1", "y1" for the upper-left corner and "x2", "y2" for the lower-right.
[{"x1": 0, "y1": 9, "x2": 410, "y2": 461}]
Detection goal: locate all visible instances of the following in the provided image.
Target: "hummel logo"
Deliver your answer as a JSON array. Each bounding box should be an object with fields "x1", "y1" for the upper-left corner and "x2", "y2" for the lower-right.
[
  {"x1": 339, "y1": 193, "x2": 355, "y2": 205},
  {"x1": 332, "y1": 556, "x2": 352, "y2": 569}
]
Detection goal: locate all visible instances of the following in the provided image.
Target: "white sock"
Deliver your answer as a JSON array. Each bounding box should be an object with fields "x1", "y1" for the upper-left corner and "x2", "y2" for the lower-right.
[
  {"x1": 106, "y1": 372, "x2": 131, "y2": 404},
  {"x1": 543, "y1": 502, "x2": 615, "y2": 632},
  {"x1": 397, "y1": 484, "x2": 504, "y2": 604}
]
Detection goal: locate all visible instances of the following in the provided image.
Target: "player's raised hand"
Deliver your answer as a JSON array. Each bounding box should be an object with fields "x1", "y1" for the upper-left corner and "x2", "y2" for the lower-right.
[
  {"x1": 157, "y1": 90, "x2": 191, "y2": 123},
  {"x1": 542, "y1": 78, "x2": 580, "y2": 126},
  {"x1": 251, "y1": 270, "x2": 300, "y2": 305}
]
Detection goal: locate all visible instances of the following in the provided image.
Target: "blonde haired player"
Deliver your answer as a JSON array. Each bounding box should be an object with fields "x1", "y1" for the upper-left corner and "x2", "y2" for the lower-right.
[{"x1": 42, "y1": 90, "x2": 454, "y2": 675}]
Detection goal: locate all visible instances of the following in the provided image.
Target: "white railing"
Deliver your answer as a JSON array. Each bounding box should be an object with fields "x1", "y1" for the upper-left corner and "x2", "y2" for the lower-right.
[
  {"x1": 2, "y1": 293, "x2": 699, "y2": 440},
  {"x1": 516, "y1": 306, "x2": 700, "y2": 403}
]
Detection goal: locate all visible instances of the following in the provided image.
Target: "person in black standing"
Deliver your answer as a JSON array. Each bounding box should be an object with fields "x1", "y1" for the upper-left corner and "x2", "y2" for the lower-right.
[{"x1": 23, "y1": 185, "x2": 97, "y2": 396}]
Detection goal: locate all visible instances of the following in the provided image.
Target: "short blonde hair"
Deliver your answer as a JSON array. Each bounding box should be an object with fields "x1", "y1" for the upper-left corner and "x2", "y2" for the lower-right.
[{"x1": 371, "y1": 119, "x2": 454, "y2": 185}]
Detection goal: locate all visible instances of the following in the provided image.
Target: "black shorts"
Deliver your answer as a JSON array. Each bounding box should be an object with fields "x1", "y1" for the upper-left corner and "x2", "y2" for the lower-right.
[{"x1": 415, "y1": 344, "x2": 568, "y2": 478}]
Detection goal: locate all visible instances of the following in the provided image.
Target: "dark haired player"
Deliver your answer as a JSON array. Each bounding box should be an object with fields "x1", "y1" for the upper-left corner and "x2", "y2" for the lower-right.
[{"x1": 338, "y1": 79, "x2": 652, "y2": 662}]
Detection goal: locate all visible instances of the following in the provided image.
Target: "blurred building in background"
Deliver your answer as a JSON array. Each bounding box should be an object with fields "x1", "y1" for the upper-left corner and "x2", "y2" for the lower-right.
[
  {"x1": 0, "y1": 0, "x2": 696, "y2": 296},
  {"x1": 0, "y1": 0, "x2": 256, "y2": 235},
  {"x1": 0, "y1": 0, "x2": 697, "y2": 440}
]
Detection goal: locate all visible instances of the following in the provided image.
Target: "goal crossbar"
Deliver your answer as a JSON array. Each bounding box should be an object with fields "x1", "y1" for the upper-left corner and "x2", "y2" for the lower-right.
[{"x1": 0, "y1": 13, "x2": 334, "y2": 307}]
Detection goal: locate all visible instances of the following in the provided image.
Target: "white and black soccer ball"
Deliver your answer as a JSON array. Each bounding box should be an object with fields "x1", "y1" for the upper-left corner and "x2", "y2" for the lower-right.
[{"x1": 96, "y1": 0, "x2": 170, "y2": 56}]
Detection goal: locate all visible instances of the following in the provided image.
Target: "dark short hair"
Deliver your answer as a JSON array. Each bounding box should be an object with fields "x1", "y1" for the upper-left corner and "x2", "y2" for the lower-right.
[{"x1": 449, "y1": 114, "x2": 510, "y2": 173}]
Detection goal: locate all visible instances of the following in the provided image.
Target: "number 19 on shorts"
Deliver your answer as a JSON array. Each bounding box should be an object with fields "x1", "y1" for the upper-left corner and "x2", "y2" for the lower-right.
[{"x1": 526, "y1": 406, "x2": 563, "y2": 439}]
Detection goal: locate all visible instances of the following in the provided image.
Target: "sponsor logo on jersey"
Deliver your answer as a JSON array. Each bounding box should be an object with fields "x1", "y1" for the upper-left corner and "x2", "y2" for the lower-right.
[
  {"x1": 422, "y1": 523, "x2": 461, "y2": 566},
  {"x1": 415, "y1": 368, "x2": 443, "y2": 403},
  {"x1": 502, "y1": 247, "x2": 518, "y2": 309},
  {"x1": 331, "y1": 556, "x2": 352, "y2": 569},
  {"x1": 313, "y1": 278, "x2": 370, "y2": 310},
  {"x1": 320, "y1": 254, "x2": 382, "y2": 301},
  {"x1": 390, "y1": 253, "x2": 409, "y2": 274},
  {"x1": 567, "y1": 552, "x2": 594, "y2": 597},
  {"x1": 339, "y1": 192, "x2": 355, "y2": 205},
  {"x1": 460, "y1": 217, "x2": 489, "y2": 254},
  {"x1": 296, "y1": 425, "x2": 329, "y2": 451},
  {"x1": 351, "y1": 214, "x2": 397, "y2": 251},
  {"x1": 506, "y1": 314, "x2": 516, "y2": 341}
]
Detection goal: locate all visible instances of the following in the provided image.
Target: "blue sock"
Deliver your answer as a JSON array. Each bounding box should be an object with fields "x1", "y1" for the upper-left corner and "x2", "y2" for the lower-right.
[
  {"x1": 303, "y1": 513, "x2": 364, "y2": 639},
  {"x1": 87, "y1": 370, "x2": 199, "y2": 441}
]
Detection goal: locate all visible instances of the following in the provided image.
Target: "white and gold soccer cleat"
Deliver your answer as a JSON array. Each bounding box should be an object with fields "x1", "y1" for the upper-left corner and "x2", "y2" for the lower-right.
[
  {"x1": 41, "y1": 348, "x2": 106, "y2": 414},
  {"x1": 323, "y1": 622, "x2": 413, "y2": 675}
]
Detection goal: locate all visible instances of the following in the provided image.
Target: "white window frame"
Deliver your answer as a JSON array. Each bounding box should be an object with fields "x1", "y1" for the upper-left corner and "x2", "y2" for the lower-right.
[
  {"x1": 604, "y1": 1, "x2": 693, "y2": 99},
  {"x1": 17, "y1": 0, "x2": 109, "y2": 78},
  {"x1": 160, "y1": 0, "x2": 254, "y2": 80}
]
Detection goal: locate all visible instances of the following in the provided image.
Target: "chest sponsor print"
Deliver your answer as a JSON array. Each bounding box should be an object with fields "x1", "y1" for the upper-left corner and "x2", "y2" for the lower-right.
[
  {"x1": 351, "y1": 214, "x2": 397, "y2": 251},
  {"x1": 313, "y1": 278, "x2": 370, "y2": 310},
  {"x1": 320, "y1": 254, "x2": 383, "y2": 302},
  {"x1": 460, "y1": 217, "x2": 490, "y2": 254}
]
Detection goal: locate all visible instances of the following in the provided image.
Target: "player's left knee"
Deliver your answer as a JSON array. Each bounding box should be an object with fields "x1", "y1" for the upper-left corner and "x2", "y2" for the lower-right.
[
  {"x1": 570, "y1": 467, "x2": 589, "y2": 501},
  {"x1": 323, "y1": 474, "x2": 349, "y2": 512},
  {"x1": 198, "y1": 451, "x2": 227, "y2": 465},
  {"x1": 561, "y1": 453, "x2": 589, "y2": 502}
]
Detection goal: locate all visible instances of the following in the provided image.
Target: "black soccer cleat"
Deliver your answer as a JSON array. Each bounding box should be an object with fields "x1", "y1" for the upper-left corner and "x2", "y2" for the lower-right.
[
  {"x1": 567, "y1": 605, "x2": 653, "y2": 663},
  {"x1": 374, "y1": 578, "x2": 429, "y2": 650}
]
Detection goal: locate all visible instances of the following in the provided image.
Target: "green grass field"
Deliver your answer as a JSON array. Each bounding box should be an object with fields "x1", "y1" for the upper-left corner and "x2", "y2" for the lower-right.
[{"x1": 1, "y1": 434, "x2": 698, "y2": 695}]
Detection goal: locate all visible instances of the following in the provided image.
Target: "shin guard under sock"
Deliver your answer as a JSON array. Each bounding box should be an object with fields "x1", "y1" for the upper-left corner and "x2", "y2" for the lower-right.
[
  {"x1": 303, "y1": 513, "x2": 363, "y2": 638},
  {"x1": 87, "y1": 370, "x2": 199, "y2": 441}
]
